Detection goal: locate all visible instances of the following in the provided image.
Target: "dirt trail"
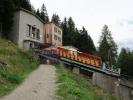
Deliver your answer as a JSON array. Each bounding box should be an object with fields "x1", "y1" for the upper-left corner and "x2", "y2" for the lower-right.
[{"x1": 0, "y1": 65, "x2": 57, "y2": 100}]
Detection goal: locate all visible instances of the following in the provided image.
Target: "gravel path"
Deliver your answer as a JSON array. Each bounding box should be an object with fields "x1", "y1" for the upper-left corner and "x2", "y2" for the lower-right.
[{"x1": 0, "y1": 65, "x2": 57, "y2": 100}]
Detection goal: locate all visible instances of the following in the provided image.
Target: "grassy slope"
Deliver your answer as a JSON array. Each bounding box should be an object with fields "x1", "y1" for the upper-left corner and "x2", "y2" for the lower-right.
[
  {"x1": 0, "y1": 38, "x2": 38, "y2": 96},
  {"x1": 55, "y1": 64, "x2": 117, "y2": 100}
]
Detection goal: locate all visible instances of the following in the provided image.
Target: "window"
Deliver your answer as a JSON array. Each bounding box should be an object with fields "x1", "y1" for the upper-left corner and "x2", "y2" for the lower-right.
[
  {"x1": 32, "y1": 27, "x2": 36, "y2": 38},
  {"x1": 54, "y1": 34, "x2": 57, "y2": 40},
  {"x1": 46, "y1": 34, "x2": 49, "y2": 38},
  {"x1": 58, "y1": 37, "x2": 61, "y2": 41},
  {"x1": 58, "y1": 30, "x2": 61, "y2": 35},
  {"x1": 29, "y1": 43, "x2": 33, "y2": 48},
  {"x1": 36, "y1": 29, "x2": 40, "y2": 39},
  {"x1": 54, "y1": 27, "x2": 57, "y2": 33},
  {"x1": 26, "y1": 24, "x2": 31, "y2": 37},
  {"x1": 26, "y1": 24, "x2": 41, "y2": 40}
]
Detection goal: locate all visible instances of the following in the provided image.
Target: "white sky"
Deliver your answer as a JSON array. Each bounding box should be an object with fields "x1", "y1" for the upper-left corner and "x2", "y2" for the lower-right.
[{"x1": 31, "y1": 0, "x2": 133, "y2": 50}]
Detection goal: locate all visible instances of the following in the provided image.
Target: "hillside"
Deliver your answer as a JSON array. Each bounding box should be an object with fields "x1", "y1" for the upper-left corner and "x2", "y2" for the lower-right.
[
  {"x1": 55, "y1": 64, "x2": 117, "y2": 100},
  {"x1": 0, "y1": 38, "x2": 38, "y2": 96}
]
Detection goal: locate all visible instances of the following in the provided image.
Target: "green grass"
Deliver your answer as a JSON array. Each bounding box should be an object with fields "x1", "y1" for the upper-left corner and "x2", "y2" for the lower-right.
[
  {"x1": 55, "y1": 63, "x2": 117, "y2": 100},
  {"x1": 0, "y1": 38, "x2": 39, "y2": 96}
]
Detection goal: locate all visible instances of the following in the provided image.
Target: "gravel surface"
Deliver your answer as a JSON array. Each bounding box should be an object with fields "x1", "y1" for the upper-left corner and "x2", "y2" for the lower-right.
[{"x1": 0, "y1": 65, "x2": 57, "y2": 100}]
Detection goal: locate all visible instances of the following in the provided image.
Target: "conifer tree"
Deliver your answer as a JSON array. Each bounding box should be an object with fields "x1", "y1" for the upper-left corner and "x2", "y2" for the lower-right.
[
  {"x1": 51, "y1": 13, "x2": 61, "y2": 25},
  {"x1": 61, "y1": 17, "x2": 76, "y2": 45},
  {"x1": 21, "y1": 0, "x2": 32, "y2": 11},
  {"x1": 0, "y1": 0, "x2": 15, "y2": 37},
  {"x1": 117, "y1": 48, "x2": 133, "y2": 77},
  {"x1": 61, "y1": 17, "x2": 69, "y2": 45},
  {"x1": 40, "y1": 4, "x2": 49, "y2": 22},
  {"x1": 12, "y1": 0, "x2": 32, "y2": 11},
  {"x1": 36, "y1": 9, "x2": 40, "y2": 17},
  {"x1": 61, "y1": 18, "x2": 96, "y2": 54},
  {"x1": 76, "y1": 27, "x2": 96, "y2": 54},
  {"x1": 98, "y1": 25, "x2": 117, "y2": 67}
]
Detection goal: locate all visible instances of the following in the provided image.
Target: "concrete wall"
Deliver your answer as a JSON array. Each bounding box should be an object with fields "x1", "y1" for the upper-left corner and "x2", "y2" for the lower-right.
[
  {"x1": 92, "y1": 72, "x2": 133, "y2": 100},
  {"x1": 18, "y1": 10, "x2": 44, "y2": 49},
  {"x1": 10, "y1": 9, "x2": 44, "y2": 49},
  {"x1": 10, "y1": 9, "x2": 63, "y2": 49},
  {"x1": 73, "y1": 67, "x2": 80, "y2": 75}
]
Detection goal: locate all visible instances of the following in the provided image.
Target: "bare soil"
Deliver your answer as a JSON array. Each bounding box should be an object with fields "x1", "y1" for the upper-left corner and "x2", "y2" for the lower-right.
[{"x1": 0, "y1": 65, "x2": 57, "y2": 100}]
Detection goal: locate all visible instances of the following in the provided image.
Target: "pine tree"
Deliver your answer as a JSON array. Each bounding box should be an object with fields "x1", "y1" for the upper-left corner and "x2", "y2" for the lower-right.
[
  {"x1": 36, "y1": 9, "x2": 40, "y2": 17},
  {"x1": 31, "y1": 5, "x2": 36, "y2": 13},
  {"x1": 61, "y1": 17, "x2": 69, "y2": 45},
  {"x1": 76, "y1": 27, "x2": 96, "y2": 54},
  {"x1": 61, "y1": 17, "x2": 96, "y2": 54},
  {"x1": 67, "y1": 17, "x2": 76, "y2": 45},
  {"x1": 68, "y1": 17, "x2": 75, "y2": 33},
  {"x1": 51, "y1": 13, "x2": 61, "y2": 25},
  {"x1": 61, "y1": 17, "x2": 68, "y2": 45},
  {"x1": 20, "y1": 0, "x2": 32, "y2": 11},
  {"x1": 61, "y1": 17, "x2": 80, "y2": 46},
  {"x1": 40, "y1": 4, "x2": 49, "y2": 22},
  {"x1": 98, "y1": 25, "x2": 117, "y2": 67},
  {"x1": 0, "y1": 0, "x2": 15, "y2": 37},
  {"x1": 117, "y1": 48, "x2": 133, "y2": 77},
  {"x1": 12, "y1": 0, "x2": 33, "y2": 12}
]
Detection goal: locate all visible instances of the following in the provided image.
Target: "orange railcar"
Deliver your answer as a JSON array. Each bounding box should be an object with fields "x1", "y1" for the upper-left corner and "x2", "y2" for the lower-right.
[
  {"x1": 42, "y1": 47, "x2": 102, "y2": 68},
  {"x1": 57, "y1": 47, "x2": 102, "y2": 68}
]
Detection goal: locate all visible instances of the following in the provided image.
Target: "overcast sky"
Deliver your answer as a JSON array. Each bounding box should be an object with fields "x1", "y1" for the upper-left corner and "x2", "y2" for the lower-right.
[{"x1": 31, "y1": 0, "x2": 133, "y2": 51}]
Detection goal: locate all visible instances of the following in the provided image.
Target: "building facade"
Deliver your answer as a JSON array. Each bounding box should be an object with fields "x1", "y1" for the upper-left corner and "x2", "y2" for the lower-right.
[
  {"x1": 44, "y1": 22, "x2": 62, "y2": 47},
  {"x1": 9, "y1": 8, "x2": 44, "y2": 50},
  {"x1": 9, "y1": 8, "x2": 63, "y2": 50}
]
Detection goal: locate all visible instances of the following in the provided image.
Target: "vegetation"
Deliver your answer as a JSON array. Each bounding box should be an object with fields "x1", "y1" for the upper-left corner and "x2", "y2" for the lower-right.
[
  {"x1": 0, "y1": 0, "x2": 14, "y2": 37},
  {"x1": 55, "y1": 64, "x2": 116, "y2": 100},
  {"x1": 61, "y1": 17, "x2": 96, "y2": 54},
  {"x1": 0, "y1": 38, "x2": 38, "y2": 96},
  {"x1": 12, "y1": 0, "x2": 33, "y2": 11},
  {"x1": 76, "y1": 27, "x2": 96, "y2": 54},
  {"x1": 51, "y1": 13, "x2": 61, "y2": 26},
  {"x1": 98, "y1": 25, "x2": 117, "y2": 67},
  {"x1": 35, "y1": 3, "x2": 49, "y2": 23},
  {"x1": 40, "y1": 4, "x2": 49, "y2": 23},
  {"x1": 117, "y1": 48, "x2": 133, "y2": 77}
]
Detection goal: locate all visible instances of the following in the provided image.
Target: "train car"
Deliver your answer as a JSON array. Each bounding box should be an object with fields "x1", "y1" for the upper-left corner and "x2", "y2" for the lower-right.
[
  {"x1": 42, "y1": 47, "x2": 102, "y2": 68},
  {"x1": 57, "y1": 47, "x2": 102, "y2": 68},
  {"x1": 77, "y1": 51, "x2": 102, "y2": 67},
  {"x1": 42, "y1": 47, "x2": 58, "y2": 56}
]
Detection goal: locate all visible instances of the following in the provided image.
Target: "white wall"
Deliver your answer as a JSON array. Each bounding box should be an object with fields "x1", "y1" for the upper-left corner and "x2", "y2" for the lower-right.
[{"x1": 18, "y1": 10, "x2": 44, "y2": 49}]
